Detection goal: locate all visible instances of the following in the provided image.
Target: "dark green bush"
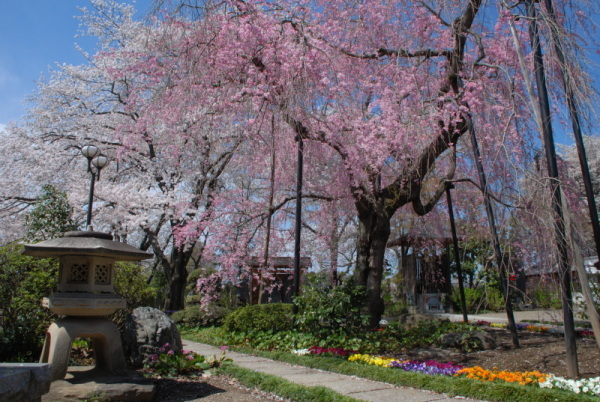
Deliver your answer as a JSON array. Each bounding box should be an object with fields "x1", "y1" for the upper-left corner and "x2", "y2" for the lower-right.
[
  {"x1": 0, "y1": 243, "x2": 58, "y2": 361},
  {"x1": 171, "y1": 303, "x2": 229, "y2": 327},
  {"x1": 294, "y1": 279, "x2": 369, "y2": 339},
  {"x1": 111, "y1": 261, "x2": 159, "y2": 330},
  {"x1": 222, "y1": 303, "x2": 295, "y2": 333},
  {"x1": 484, "y1": 286, "x2": 505, "y2": 311},
  {"x1": 186, "y1": 268, "x2": 204, "y2": 294},
  {"x1": 450, "y1": 286, "x2": 505, "y2": 313},
  {"x1": 531, "y1": 284, "x2": 562, "y2": 309}
]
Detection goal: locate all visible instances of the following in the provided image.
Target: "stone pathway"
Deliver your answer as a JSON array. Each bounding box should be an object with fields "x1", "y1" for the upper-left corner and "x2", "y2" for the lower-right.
[{"x1": 182, "y1": 340, "x2": 482, "y2": 402}]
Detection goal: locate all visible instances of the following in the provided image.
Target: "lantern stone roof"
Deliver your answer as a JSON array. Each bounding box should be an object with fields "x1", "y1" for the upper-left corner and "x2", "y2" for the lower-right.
[{"x1": 22, "y1": 231, "x2": 153, "y2": 261}]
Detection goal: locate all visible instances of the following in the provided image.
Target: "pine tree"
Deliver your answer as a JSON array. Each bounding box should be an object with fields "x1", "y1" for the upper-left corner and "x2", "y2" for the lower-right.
[{"x1": 25, "y1": 185, "x2": 78, "y2": 241}]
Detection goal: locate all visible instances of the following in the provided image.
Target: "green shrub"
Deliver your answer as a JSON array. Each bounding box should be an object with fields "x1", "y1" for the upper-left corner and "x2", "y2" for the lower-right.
[
  {"x1": 294, "y1": 279, "x2": 369, "y2": 339},
  {"x1": 186, "y1": 268, "x2": 204, "y2": 294},
  {"x1": 531, "y1": 285, "x2": 562, "y2": 309},
  {"x1": 450, "y1": 287, "x2": 481, "y2": 313},
  {"x1": 171, "y1": 303, "x2": 229, "y2": 327},
  {"x1": 450, "y1": 286, "x2": 505, "y2": 313},
  {"x1": 24, "y1": 185, "x2": 77, "y2": 241},
  {"x1": 223, "y1": 303, "x2": 295, "y2": 333},
  {"x1": 0, "y1": 243, "x2": 58, "y2": 361},
  {"x1": 484, "y1": 286, "x2": 505, "y2": 311},
  {"x1": 111, "y1": 261, "x2": 159, "y2": 330}
]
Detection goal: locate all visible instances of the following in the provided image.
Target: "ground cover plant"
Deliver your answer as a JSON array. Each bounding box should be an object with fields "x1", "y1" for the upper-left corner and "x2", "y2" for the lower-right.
[
  {"x1": 184, "y1": 329, "x2": 597, "y2": 402},
  {"x1": 182, "y1": 295, "x2": 600, "y2": 400},
  {"x1": 142, "y1": 343, "x2": 231, "y2": 378}
]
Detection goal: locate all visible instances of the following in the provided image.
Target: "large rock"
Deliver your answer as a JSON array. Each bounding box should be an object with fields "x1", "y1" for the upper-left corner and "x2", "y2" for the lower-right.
[
  {"x1": 439, "y1": 330, "x2": 496, "y2": 351},
  {"x1": 43, "y1": 367, "x2": 154, "y2": 401},
  {"x1": 123, "y1": 307, "x2": 183, "y2": 368},
  {"x1": 397, "y1": 313, "x2": 450, "y2": 331}
]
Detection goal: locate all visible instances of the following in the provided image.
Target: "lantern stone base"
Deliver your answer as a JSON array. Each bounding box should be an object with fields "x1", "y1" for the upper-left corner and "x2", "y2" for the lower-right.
[
  {"x1": 40, "y1": 317, "x2": 127, "y2": 381},
  {"x1": 43, "y1": 292, "x2": 126, "y2": 316}
]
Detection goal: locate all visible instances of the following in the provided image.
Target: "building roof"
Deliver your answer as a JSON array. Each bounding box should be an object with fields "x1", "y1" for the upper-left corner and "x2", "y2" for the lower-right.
[
  {"x1": 246, "y1": 256, "x2": 311, "y2": 269},
  {"x1": 387, "y1": 225, "x2": 453, "y2": 248}
]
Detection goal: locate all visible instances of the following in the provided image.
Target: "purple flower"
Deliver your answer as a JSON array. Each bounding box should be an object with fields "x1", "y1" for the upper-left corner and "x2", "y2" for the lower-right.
[
  {"x1": 183, "y1": 350, "x2": 192, "y2": 355},
  {"x1": 148, "y1": 354, "x2": 158, "y2": 361},
  {"x1": 167, "y1": 350, "x2": 175, "y2": 355},
  {"x1": 186, "y1": 354, "x2": 195, "y2": 360},
  {"x1": 389, "y1": 360, "x2": 463, "y2": 376}
]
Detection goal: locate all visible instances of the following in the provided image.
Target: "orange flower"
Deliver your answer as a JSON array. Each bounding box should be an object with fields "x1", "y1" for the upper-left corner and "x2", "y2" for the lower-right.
[{"x1": 456, "y1": 366, "x2": 547, "y2": 386}]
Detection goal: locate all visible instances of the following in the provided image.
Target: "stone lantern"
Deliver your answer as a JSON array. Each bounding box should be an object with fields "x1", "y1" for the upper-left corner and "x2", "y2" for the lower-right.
[{"x1": 23, "y1": 230, "x2": 152, "y2": 381}]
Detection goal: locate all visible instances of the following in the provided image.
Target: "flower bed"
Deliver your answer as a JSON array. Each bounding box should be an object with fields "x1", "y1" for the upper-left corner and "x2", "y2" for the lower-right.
[
  {"x1": 293, "y1": 347, "x2": 600, "y2": 397},
  {"x1": 390, "y1": 360, "x2": 463, "y2": 376},
  {"x1": 540, "y1": 374, "x2": 600, "y2": 396},
  {"x1": 292, "y1": 346, "x2": 358, "y2": 357},
  {"x1": 480, "y1": 320, "x2": 594, "y2": 338},
  {"x1": 488, "y1": 322, "x2": 549, "y2": 333},
  {"x1": 456, "y1": 366, "x2": 547, "y2": 386},
  {"x1": 347, "y1": 354, "x2": 397, "y2": 367}
]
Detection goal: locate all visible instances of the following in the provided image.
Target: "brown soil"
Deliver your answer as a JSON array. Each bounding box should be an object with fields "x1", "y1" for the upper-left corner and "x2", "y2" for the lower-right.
[
  {"x1": 152, "y1": 373, "x2": 288, "y2": 401},
  {"x1": 462, "y1": 329, "x2": 600, "y2": 378},
  {"x1": 402, "y1": 329, "x2": 600, "y2": 378}
]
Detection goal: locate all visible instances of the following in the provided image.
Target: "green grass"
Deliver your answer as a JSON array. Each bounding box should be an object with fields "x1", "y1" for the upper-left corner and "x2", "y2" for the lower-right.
[{"x1": 183, "y1": 329, "x2": 595, "y2": 402}]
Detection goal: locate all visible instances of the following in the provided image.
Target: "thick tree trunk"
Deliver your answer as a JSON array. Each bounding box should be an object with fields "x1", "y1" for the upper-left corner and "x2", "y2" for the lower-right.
[
  {"x1": 354, "y1": 203, "x2": 391, "y2": 328},
  {"x1": 164, "y1": 247, "x2": 191, "y2": 312}
]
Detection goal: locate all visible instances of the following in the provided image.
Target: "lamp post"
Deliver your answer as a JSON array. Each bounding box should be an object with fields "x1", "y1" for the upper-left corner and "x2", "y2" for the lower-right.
[
  {"x1": 292, "y1": 135, "x2": 303, "y2": 314},
  {"x1": 81, "y1": 145, "x2": 109, "y2": 229},
  {"x1": 445, "y1": 182, "x2": 468, "y2": 323}
]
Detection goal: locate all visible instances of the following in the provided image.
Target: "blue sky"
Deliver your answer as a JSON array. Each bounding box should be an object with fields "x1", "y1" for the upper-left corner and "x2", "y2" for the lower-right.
[{"x1": 0, "y1": 0, "x2": 152, "y2": 129}]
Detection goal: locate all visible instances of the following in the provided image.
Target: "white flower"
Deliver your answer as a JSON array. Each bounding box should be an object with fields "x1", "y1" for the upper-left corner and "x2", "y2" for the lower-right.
[
  {"x1": 540, "y1": 375, "x2": 600, "y2": 396},
  {"x1": 291, "y1": 348, "x2": 310, "y2": 356}
]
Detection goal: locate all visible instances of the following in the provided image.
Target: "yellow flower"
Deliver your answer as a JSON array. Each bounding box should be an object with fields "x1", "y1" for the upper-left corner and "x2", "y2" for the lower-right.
[{"x1": 348, "y1": 354, "x2": 397, "y2": 367}]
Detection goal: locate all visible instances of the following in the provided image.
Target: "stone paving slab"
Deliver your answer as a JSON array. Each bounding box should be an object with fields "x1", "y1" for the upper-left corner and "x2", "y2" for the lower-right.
[
  {"x1": 295, "y1": 376, "x2": 394, "y2": 394},
  {"x1": 182, "y1": 340, "x2": 481, "y2": 401},
  {"x1": 349, "y1": 387, "x2": 461, "y2": 402}
]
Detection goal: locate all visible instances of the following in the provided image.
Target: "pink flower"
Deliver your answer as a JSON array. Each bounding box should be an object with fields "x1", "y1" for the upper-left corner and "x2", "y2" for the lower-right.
[
  {"x1": 167, "y1": 350, "x2": 175, "y2": 355},
  {"x1": 220, "y1": 346, "x2": 229, "y2": 351}
]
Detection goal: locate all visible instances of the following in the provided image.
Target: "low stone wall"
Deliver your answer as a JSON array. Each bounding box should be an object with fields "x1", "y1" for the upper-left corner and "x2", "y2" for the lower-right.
[{"x1": 0, "y1": 363, "x2": 51, "y2": 401}]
